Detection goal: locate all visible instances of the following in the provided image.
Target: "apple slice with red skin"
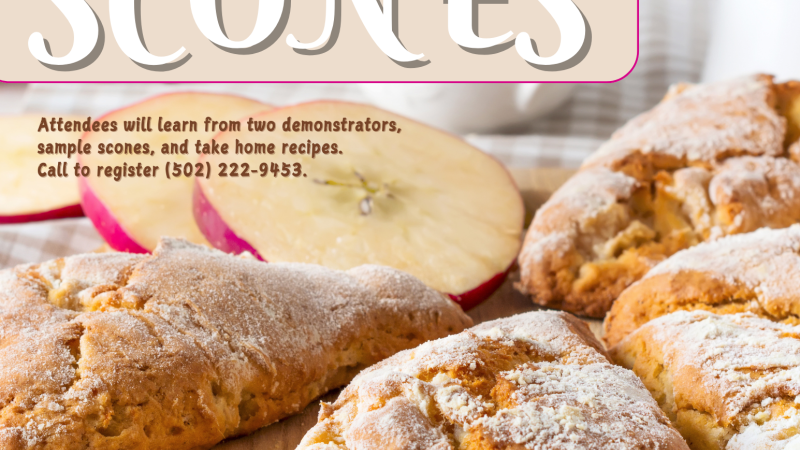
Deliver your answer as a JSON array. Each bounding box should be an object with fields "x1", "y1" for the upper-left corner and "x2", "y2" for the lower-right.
[
  {"x1": 194, "y1": 102, "x2": 524, "y2": 309},
  {"x1": 79, "y1": 92, "x2": 271, "y2": 252},
  {"x1": 0, "y1": 116, "x2": 85, "y2": 224}
]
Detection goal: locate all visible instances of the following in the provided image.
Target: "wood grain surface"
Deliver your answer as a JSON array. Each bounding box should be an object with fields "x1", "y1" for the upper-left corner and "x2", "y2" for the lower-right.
[{"x1": 215, "y1": 167, "x2": 584, "y2": 450}]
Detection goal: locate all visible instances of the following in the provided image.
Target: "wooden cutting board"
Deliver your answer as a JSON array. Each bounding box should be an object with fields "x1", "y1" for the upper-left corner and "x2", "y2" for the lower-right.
[{"x1": 215, "y1": 167, "x2": 582, "y2": 450}]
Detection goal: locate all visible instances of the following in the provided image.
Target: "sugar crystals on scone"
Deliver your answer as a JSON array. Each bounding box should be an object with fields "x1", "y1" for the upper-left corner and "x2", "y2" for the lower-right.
[
  {"x1": 518, "y1": 74, "x2": 800, "y2": 318},
  {"x1": 610, "y1": 311, "x2": 800, "y2": 450},
  {"x1": 604, "y1": 225, "x2": 800, "y2": 348},
  {"x1": 298, "y1": 311, "x2": 689, "y2": 450},
  {"x1": 0, "y1": 238, "x2": 472, "y2": 450}
]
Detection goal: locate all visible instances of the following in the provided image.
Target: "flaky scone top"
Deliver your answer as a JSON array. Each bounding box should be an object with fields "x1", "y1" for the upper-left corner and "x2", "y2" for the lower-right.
[
  {"x1": 604, "y1": 225, "x2": 800, "y2": 347},
  {"x1": 584, "y1": 74, "x2": 787, "y2": 170},
  {"x1": 611, "y1": 311, "x2": 800, "y2": 450},
  {"x1": 0, "y1": 238, "x2": 471, "y2": 450},
  {"x1": 518, "y1": 75, "x2": 800, "y2": 318},
  {"x1": 298, "y1": 311, "x2": 689, "y2": 450}
]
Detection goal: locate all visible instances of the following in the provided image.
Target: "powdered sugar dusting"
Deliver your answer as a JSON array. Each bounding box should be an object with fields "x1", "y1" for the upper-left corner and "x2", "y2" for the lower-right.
[
  {"x1": 618, "y1": 311, "x2": 800, "y2": 449},
  {"x1": 584, "y1": 74, "x2": 785, "y2": 168},
  {"x1": 728, "y1": 410, "x2": 800, "y2": 449},
  {"x1": 709, "y1": 156, "x2": 800, "y2": 235},
  {"x1": 299, "y1": 312, "x2": 688, "y2": 450},
  {"x1": 642, "y1": 225, "x2": 800, "y2": 316},
  {"x1": 0, "y1": 238, "x2": 471, "y2": 449},
  {"x1": 518, "y1": 75, "x2": 800, "y2": 318},
  {"x1": 475, "y1": 363, "x2": 663, "y2": 448},
  {"x1": 517, "y1": 167, "x2": 641, "y2": 302},
  {"x1": 521, "y1": 166, "x2": 641, "y2": 262}
]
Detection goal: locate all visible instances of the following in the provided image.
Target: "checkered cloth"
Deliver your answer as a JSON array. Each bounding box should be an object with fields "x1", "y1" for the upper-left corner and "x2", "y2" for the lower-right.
[
  {"x1": 0, "y1": 0, "x2": 710, "y2": 266},
  {"x1": 0, "y1": 219, "x2": 103, "y2": 269}
]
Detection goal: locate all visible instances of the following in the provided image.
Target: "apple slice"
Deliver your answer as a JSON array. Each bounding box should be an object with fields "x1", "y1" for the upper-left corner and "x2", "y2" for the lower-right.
[
  {"x1": 0, "y1": 115, "x2": 84, "y2": 224},
  {"x1": 194, "y1": 102, "x2": 524, "y2": 309},
  {"x1": 80, "y1": 93, "x2": 270, "y2": 253}
]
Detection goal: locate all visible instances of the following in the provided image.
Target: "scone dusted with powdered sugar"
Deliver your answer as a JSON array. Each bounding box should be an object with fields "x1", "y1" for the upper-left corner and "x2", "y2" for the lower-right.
[
  {"x1": 0, "y1": 238, "x2": 472, "y2": 450},
  {"x1": 604, "y1": 225, "x2": 800, "y2": 348},
  {"x1": 610, "y1": 311, "x2": 800, "y2": 450},
  {"x1": 298, "y1": 311, "x2": 689, "y2": 450},
  {"x1": 517, "y1": 74, "x2": 800, "y2": 318}
]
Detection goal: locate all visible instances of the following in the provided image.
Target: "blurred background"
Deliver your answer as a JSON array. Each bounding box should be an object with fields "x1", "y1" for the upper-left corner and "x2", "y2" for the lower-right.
[{"x1": 1, "y1": 0, "x2": 796, "y2": 169}]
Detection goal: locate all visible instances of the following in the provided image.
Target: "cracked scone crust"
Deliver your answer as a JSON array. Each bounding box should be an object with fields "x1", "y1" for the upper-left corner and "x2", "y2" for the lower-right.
[
  {"x1": 604, "y1": 225, "x2": 800, "y2": 348},
  {"x1": 0, "y1": 238, "x2": 472, "y2": 450},
  {"x1": 517, "y1": 74, "x2": 800, "y2": 318},
  {"x1": 297, "y1": 311, "x2": 689, "y2": 450},
  {"x1": 610, "y1": 311, "x2": 800, "y2": 450}
]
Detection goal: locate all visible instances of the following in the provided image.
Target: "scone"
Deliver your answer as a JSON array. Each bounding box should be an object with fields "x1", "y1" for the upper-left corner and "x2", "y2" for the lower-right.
[
  {"x1": 297, "y1": 311, "x2": 689, "y2": 450},
  {"x1": 0, "y1": 238, "x2": 472, "y2": 450},
  {"x1": 604, "y1": 225, "x2": 800, "y2": 348},
  {"x1": 517, "y1": 74, "x2": 800, "y2": 318},
  {"x1": 610, "y1": 311, "x2": 800, "y2": 450}
]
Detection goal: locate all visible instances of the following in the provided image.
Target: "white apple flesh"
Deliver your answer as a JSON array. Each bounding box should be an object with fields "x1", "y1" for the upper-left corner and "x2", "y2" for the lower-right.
[
  {"x1": 0, "y1": 116, "x2": 84, "y2": 224},
  {"x1": 79, "y1": 92, "x2": 270, "y2": 252},
  {"x1": 194, "y1": 102, "x2": 524, "y2": 309}
]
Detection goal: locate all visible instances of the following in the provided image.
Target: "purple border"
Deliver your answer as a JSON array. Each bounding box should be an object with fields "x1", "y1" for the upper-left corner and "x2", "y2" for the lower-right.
[{"x1": 1, "y1": 1, "x2": 639, "y2": 84}]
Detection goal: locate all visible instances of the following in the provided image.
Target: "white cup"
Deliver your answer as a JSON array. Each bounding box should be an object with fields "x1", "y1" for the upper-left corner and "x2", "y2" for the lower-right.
[
  {"x1": 703, "y1": 0, "x2": 800, "y2": 82},
  {"x1": 359, "y1": 83, "x2": 575, "y2": 134}
]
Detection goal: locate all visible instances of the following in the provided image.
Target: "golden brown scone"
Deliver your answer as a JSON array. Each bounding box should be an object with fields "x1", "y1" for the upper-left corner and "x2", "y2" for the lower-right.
[
  {"x1": 604, "y1": 225, "x2": 800, "y2": 348},
  {"x1": 0, "y1": 238, "x2": 472, "y2": 450},
  {"x1": 610, "y1": 311, "x2": 800, "y2": 450},
  {"x1": 518, "y1": 74, "x2": 800, "y2": 318},
  {"x1": 297, "y1": 311, "x2": 689, "y2": 450},
  {"x1": 776, "y1": 81, "x2": 800, "y2": 149}
]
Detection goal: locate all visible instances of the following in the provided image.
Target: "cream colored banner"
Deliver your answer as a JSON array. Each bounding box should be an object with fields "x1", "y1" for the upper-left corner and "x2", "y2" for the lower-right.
[{"x1": 0, "y1": 0, "x2": 638, "y2": 82}]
